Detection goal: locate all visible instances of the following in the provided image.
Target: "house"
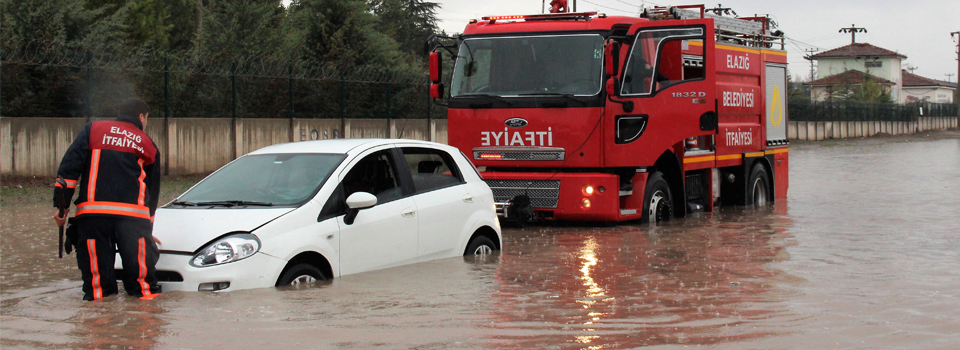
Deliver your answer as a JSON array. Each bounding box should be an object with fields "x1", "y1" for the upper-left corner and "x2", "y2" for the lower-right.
[
  {"x1": 806, "y1": 43, "x2": 906, "y2": 102},
  {"x1": 805, "y1": 42, "x2": 956, "y2": 104},
  {"x1": 901, "y1": 70, "x2": 956, "y2": 103},
  {"x1": 805, "y1": 69, "x2": 895, "y2": 102}
]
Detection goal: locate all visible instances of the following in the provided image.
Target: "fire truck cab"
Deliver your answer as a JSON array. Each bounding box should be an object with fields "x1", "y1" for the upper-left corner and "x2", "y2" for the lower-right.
[{"x1": 428, "y1": 5, "x2": 789, "y2": 223}]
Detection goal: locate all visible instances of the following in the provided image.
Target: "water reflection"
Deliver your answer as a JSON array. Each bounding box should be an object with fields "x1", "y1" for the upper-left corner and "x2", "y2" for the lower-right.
[
  {"x1": 486, "y1": 205, "x2": 795, "y2": 348},
  {"x1": 70, "y1": 297, "x2": 166, "y2": 349}
]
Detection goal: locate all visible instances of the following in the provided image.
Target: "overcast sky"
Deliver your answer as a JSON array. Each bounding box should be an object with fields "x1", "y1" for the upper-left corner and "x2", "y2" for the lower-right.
[{"x1": 434, "y1": 0, "x2": 960, "y2": 83}]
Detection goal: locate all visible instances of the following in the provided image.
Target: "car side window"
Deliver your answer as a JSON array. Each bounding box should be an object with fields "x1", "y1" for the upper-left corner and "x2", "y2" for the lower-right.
[
  {"x1": 342, "y1": 150, "x2": 403, "y2": 204},
  {"x1": 401, "y1": 147, "x2": 464, "y2": 193}
]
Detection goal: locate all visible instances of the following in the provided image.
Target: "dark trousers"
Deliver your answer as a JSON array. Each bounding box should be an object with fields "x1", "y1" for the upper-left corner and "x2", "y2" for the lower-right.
[{"x1": 74, "y1": 216, "x2": 161, "y2": 300}]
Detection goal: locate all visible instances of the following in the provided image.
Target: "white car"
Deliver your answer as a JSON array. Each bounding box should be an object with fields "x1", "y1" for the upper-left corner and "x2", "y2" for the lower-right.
[{"x1": 117, "y1": 139, "x2": 501, "y2": 292}]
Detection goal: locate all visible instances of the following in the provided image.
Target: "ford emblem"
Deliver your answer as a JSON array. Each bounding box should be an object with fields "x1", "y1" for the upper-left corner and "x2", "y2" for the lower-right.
[{"x1": 504, "y1": 118, "x2": 528, "y2": 128}]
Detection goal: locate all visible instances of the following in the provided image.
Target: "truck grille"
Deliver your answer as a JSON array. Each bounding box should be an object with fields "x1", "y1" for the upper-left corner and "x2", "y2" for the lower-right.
[
  {"x1": 473, "y1": 147, "x2": 565, "y2": 161},
  {"x1": 485, "y1": 179, "x2": 561, "y2": 209}
]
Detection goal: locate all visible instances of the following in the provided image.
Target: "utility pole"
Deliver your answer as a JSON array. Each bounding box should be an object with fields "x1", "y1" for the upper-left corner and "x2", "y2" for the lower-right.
[
  {"x1": 947, "y1": 73, "x2": 955, "y2": 83},
  {"x1": 839, "y1": 24, "x2": 867, "y2": 44},
  {"x1": 952, "y1": 31, "x2": 959, "y2": 112},
  {"x1": 804, "y1": 48, "x2": 819, "y2": 81},
  {"x1": 905, "y1": 65, "x2": 918, "y2": 74}
]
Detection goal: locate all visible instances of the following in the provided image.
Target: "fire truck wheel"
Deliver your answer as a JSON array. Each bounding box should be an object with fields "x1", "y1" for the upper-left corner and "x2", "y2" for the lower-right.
[
  {"x1": 641, "y1": 172, "x2": 673, "y2": 224},
  {"x1": 746, "y1": 163, "x2": 771, "y2": 206}
]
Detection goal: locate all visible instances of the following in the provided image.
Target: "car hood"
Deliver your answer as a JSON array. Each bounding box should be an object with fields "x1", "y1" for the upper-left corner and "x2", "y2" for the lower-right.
[{"x1": 153, "y1": 207, "x2": 295, "y2": 253}]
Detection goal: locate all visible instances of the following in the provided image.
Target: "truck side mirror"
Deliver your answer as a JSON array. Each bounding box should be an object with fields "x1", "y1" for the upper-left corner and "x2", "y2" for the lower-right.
[
  {"x1": 429, "y1": 51, "x2": 442, "y2": 83},
  {"x1": 605, "y1": 77, "x2": 619, "y2": 96},
  {"x1": 430, "y1": 83, "x2": 445, "y2": 99},
  {"x1": 604, "y1": 42, "x2": 619, "y2": 77}
]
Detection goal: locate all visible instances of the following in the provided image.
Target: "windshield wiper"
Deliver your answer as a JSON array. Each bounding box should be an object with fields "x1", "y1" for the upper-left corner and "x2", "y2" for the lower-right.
[
  {"x1": 461, "y1": 93, "x2": 513, "y2": 105},
  {"x1": 194, "y1": 200, "x2": 274, "y2": 207},
  {"x1": 516, "y1": 93, "x2": 587, "y2": 105},
  {"x1": 169, "y1": 200, "x2": 196, "y2": 206}
]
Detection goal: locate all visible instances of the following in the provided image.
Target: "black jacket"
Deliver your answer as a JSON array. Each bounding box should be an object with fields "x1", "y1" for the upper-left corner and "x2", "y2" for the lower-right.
[{"x1": 54, "y1": 116, "x2": 162, "y2": 221}]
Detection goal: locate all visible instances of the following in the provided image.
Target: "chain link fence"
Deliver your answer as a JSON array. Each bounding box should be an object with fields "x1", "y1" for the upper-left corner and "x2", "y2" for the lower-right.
[{"x1": 1, "y1": 40, "x2": 445, "y2": 120}]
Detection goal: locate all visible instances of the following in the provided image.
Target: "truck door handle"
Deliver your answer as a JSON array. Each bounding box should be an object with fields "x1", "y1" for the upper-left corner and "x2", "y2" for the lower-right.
[
  {"x1": 462, "y1": 194, "x2": 474, "y2": 203},
  {"x1": 401, "y1": 208, "x2": 416, "y2": 218}
]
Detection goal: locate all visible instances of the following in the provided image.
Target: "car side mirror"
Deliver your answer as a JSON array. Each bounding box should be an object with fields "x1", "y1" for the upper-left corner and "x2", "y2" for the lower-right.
[{"x1": 344, "y1": 192, "x2": 377, "y2": 225}]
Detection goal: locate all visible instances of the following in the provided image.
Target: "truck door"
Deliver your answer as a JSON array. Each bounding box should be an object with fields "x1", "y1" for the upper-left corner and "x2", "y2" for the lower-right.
[{"x1": 605, "y1": 21, "x2": 716, "y2": 167}]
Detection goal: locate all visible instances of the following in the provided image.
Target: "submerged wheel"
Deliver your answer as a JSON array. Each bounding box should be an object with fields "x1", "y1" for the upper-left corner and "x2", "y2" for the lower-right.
[
  {"x1": 746, "y1": 163, "x2": 772, "y2": 206},
  {"x1": 464, "y1": 236, "x2": 497, "y2": 256},
  {"x1": 641, "y1": 171, "x2": 673, "y2": 224},
  {"x1": 276, "y1": 263, "x2": 326, "y2": 287}
]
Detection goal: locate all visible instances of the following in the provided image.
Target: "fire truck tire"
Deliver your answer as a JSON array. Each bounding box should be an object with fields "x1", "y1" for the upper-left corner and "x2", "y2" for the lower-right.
[
  {"x1": 746, "y1": 163, "x2": 771, "y2": 206},
  {"x1": 641, "y1": 171, "x2": 673, "y2": 224}
]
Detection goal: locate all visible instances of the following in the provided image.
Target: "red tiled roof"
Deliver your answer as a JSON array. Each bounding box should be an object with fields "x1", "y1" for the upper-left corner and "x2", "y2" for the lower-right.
[
  {"x1": 805, "y1": 69, "x2": 895, "y2": 86},
  {"x1": 902, "y1": 70, "x2": 957, "y2": 88},
  {"x1": 810, "y1": 43, "x2": 907, "y2": 59}
]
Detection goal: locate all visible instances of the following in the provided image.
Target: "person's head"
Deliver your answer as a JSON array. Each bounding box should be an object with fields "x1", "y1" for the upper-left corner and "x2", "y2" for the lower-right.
[{"x1": 118, "y1": 98, "x2": 150, "y2": 129}]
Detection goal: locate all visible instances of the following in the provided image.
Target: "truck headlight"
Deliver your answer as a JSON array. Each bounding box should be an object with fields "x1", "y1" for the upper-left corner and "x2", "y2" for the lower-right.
[{"x1": 190, "y1": 233, "x2": 261, "y2": 267}]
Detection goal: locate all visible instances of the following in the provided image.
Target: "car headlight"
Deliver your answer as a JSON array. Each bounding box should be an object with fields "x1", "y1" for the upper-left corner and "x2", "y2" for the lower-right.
[{"x1": 190, "y1": 233, "x2": 261, "y2": 267}]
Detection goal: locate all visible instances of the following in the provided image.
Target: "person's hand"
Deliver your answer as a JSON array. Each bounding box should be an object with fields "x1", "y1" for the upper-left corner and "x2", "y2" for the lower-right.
[
  {"x1": 53, "y1": 209, "x2": 68, "y2": 227},
  {"x1": 152, "y1": 236, "x2": 162, "y2": 245}
]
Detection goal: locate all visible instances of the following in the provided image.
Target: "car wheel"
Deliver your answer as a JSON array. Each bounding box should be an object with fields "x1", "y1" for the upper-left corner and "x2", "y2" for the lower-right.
[
  {"x1": 465, "y1": 236, "x2": 497, "y2": 256},
  {"x1": 276, "y1": 263, "x2": 326, "y2": 287},
  {"x1": 746, "y1": 163, "x2": 771, "y2": 207},
  {"x1": 641, "y1": 171, "x2": 673, "y2": 224}
]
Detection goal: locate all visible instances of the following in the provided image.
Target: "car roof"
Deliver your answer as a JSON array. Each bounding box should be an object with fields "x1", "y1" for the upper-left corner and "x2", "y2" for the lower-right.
[{"x1": 246, "y1": 138, "x2": 449, "y2": 156}]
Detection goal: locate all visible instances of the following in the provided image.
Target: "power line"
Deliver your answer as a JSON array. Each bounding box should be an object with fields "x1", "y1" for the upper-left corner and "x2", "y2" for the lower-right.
[{"x1": 579, "y1": 0, "x2": 634, "y2": 13}]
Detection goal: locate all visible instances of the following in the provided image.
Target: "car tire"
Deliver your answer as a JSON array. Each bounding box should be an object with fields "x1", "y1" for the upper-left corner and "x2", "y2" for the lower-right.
[
  {"x1": 464, "y1": 236, "x2": 497, "y2": 256},
  {"x1": 746, "y1": 163, "x2": 771, "y2": 206},
  {"x1": 640, "y1": 171, "x2": 673, "y2": 224},
  {"x1": 276, "y1": 263, "x2": 326, "y2": 287}
]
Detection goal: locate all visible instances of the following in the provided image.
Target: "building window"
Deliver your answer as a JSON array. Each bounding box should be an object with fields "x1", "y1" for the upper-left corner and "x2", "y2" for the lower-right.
[{"x1": 865, "y1": 61, "x2": 882, "y2": 68}]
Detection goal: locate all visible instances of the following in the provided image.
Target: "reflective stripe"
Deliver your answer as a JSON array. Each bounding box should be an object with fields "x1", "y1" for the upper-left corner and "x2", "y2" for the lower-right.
[
  {"x1": 137, "y1": 238, "x2": 152, "y2": 297},
  {"x1": 55, "y1": 179, "x2": 79, "y2": 189},
  {"x1": 137, "y1": 159, "x2": 146, "y2": 207},
  {"x1": 88, "y1": 150, "x2": 101, "y2": 201},
  {"x1": 87, "y1": 239, "x2": 102, "y2": 300},
  {"x1": 76, "y1": 201, "x2": 151, "y2": 219}
]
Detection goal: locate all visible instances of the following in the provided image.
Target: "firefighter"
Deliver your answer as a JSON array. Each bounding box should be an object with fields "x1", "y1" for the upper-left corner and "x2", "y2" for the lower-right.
[{"x1": 53, "y1": 98, "x2": 162, "y2": 301}]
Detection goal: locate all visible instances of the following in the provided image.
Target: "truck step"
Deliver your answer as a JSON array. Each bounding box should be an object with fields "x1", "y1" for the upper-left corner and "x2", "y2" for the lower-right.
[
  {"x1": 620, "y1": 209, "x2": 637, "y2": 215},
  {"x1": 619, "y1": 190, "x2": 633, "y2": 196}
]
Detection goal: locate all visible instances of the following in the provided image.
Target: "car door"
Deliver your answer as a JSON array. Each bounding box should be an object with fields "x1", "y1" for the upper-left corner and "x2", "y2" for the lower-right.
[
  {"x1": 397, "y1": 146, "x2": 474, "y2": 258},
  {"x1": 335, "y1": 147, "x2": 419, "y2": 276}
]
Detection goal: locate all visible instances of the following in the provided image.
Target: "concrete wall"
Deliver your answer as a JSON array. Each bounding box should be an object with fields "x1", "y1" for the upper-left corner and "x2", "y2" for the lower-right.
[
  {"x1": 1, "y1": 117, "x2": 448, "y2": 176},
  {"x1": 786, "y1": 117, "x2": 958, "y2": 141},
  {"x1": 3, "y1": 116, "x2": 954, "y2": 176}
]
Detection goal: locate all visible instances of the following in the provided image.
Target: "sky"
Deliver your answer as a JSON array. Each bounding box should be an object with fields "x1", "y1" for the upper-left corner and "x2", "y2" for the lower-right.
[{"x1": 433, "y1": 0, "x2": 960, "y2": 83}]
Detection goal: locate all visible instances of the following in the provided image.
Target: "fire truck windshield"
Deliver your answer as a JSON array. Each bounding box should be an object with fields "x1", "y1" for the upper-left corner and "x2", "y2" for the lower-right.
[{"x1": 450, "y1": 34, "x2": 604, "y2": 97}]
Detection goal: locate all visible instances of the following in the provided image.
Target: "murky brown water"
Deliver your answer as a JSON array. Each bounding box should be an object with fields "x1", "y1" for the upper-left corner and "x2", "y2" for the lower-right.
[{"x1": 3, "y1": 131, "x2": 960, "y2": 349}]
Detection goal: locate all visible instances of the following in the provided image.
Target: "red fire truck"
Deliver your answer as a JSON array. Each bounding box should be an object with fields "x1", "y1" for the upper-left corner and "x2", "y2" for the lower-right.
[{"x1": 427, "y1": 4, "x2": 789, "y2": 223}]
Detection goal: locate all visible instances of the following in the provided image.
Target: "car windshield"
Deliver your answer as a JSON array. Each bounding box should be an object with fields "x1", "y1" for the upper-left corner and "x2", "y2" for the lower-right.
[
  {"x1": 176, "y1": 153, "x2": 345, "y2": 207},
  {"x1": 450, "y1": 34, "x2": 604, "y2": 97}
]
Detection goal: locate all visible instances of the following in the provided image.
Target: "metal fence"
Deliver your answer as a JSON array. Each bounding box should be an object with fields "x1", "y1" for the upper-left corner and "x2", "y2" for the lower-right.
[
  {"x1": 790, "y1": 100, "x2": 958, "y2": 122},
  {"x1": 0, "y1": 40, "x2": 445, "y2": 121}
]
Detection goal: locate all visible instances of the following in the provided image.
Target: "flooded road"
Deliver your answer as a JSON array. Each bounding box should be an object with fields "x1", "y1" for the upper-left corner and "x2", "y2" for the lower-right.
[{"x1": 3, "y1": 131, "x2": 960, "y2": 349}]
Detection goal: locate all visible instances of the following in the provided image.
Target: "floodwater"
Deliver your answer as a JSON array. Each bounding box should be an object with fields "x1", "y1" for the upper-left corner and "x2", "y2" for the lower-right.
[{"x1": 3, "y1": 131, "x2": 960, "y2": 349}]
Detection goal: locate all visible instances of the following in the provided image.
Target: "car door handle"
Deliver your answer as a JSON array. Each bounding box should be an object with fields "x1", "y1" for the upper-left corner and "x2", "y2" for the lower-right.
[
  {"x1": 462, "y1": 194, "x2": 474, "y2": 203},
  {"x1": 401, "y1": 208, "x2": 416, "y2": 218}
]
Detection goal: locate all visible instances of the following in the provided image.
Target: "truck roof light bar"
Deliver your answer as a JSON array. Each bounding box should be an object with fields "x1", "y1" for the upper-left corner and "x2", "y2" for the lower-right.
[{"x1": 481, "y1": 12, "x2": 598, "y2": 23}]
